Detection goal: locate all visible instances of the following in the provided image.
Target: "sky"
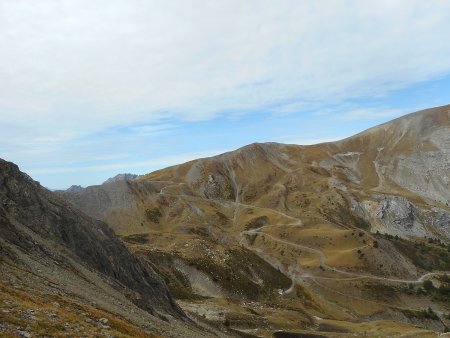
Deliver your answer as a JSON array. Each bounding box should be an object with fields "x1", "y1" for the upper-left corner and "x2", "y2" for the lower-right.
[{"x1": 1, "y1": 0, "x2": 450, "y2": 189}]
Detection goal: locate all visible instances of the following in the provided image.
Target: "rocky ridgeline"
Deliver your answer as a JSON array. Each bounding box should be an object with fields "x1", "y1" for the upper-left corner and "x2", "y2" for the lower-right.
[
  {"x1": 103, "y1": 173, "x2": 139, "y2": 184},
  {"x1": 0, "y1": 159, "x2": 183, "y2": 318}
]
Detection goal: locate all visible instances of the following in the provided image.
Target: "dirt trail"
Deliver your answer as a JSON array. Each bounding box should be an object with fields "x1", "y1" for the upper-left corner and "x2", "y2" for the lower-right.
[
  {"x1": 158, "y1": 189, "x2": 449, "y2": 285},
  {"x1": 244, "y1": 228, "x2": 450, "y2": 285},
  {"x1": 159, "y1": 189, "x2": 302, "y2": 225}
]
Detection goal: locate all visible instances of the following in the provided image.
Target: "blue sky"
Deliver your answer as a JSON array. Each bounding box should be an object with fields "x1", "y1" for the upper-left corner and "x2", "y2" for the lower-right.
[{"x1": 1, "y1": 1, "x2": 450, "y2": 189}]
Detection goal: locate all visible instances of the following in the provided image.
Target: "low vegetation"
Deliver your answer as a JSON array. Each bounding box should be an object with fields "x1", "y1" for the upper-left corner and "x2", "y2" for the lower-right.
[
  {"x1": 182, "y1": 246, "x2": 291, "y2": 300},
  {"x1": 403, "y1": 307, "x2": 439, "y2": 321},
  {"x1": 145, "y1": 207, "x2": 162, "y2": 223},
  {"x1": 376, "y1": 234, "x2": 450, "y2": 271},
  {"x1": 0, "y1": 282, "x2": 155, "y2": 338},
  {"x1": 121, "y1": 233, "x2": 149, "y2": 244},
  {"x1": 244, "y1": 216, "x2": 268, "y2": 230},
  {"x1": 364, "y1": 283, "x2": 399, "y2": 300}
]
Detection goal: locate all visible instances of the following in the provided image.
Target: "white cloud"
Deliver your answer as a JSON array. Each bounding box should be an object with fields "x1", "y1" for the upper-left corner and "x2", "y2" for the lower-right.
[
  {"x1": 1, "y1": 0, "x2": 450, "y2": 132},
  {"x1": 338, "y1": 108, "x2": 405, "y2": 121},
  {"x1": 314, "y1": 107, "x2": 407, "y2": 122},
  {"x1": 25, "y1": 149, "x2": 227, "y2": 175},
  {"x1": 1, "y1": 0, "x2": 450, "y2": 187},
  {"x1": 130, "y1": 123, "x2": 177, "y2": 135},
  {"x1": 283, "y1": 136, "x2": 346, "y2": 146}
]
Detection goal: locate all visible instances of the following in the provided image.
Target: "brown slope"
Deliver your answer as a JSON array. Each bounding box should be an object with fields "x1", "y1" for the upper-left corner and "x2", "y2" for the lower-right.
[
  {"x1": 58, "y1": 104, "x2": 450, "y2": 335},
  {"x1": 0, "y1": 158, "x2": 182, "y2": 316},
  {"x1": 333, "y1": 104, "x2": 450, "y2": 195},
  {"x1": 58, "y1": 105, "x2": 450, "y2": 255},
  {"x1": 0, "y1": 159, "x2": 233, "y2": 338}
]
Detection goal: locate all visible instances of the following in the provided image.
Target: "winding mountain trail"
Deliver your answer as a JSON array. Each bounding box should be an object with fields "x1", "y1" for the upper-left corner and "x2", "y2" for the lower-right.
[
  {"x1": 159, "y1": 188, "x2": 302, "y2": 226},
  {"x1": 244, "y1": 228, "x2": 450, "y2": 285},
  {"x1": 158, "y1": 187, "x2": 449, "y2": 286},
  {"x1": 235, "y1": 200, "x2": 302, "y2": 225}
]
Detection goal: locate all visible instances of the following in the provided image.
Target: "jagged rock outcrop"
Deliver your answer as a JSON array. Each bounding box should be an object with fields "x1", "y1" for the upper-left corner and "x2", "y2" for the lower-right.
[
  {"x1": 351, "y1": 195, "x2": 430, "y2": 238},
  {"x1": 103, "y1": 173, "x2": 139, "y2": 184},
  {"x1": 65, "y1": 184, "x2": 83, "y2": 193},
  {"x1": 0, "y1": 159, "x2": 183, "y2": 318}
]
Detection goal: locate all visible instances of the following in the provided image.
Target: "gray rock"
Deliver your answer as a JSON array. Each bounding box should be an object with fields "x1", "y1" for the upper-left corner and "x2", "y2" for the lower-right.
[
  {"x1": 65, "y1": 185, "x2": 84, "y2": 193},
  {"x1": 98, "y1": 317, "x2": 109, "y2": 325},
  {"x1": 103, "y1": 173, "x2": 138, "y2": 184},
  {"x1": 0, "y1": 159, "x2": 185, "y2": 318},
  {"x1": 17, "y1": 330, "x2": 32, "y2": 338}
]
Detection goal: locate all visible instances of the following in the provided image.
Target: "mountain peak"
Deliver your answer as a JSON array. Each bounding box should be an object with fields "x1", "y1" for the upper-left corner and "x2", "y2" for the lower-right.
[{"x1": 103, "y1": 173, "x2": 138, "y2": 184}]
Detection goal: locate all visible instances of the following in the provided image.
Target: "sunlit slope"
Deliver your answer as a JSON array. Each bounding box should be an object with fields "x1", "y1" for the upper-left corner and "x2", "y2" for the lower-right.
[{"x1": 60, "y1": 104, "x2": 450, "y2": 335}]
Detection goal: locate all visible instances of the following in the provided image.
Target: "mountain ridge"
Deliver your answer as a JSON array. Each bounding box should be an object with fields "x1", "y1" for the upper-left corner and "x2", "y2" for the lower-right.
[
  {"x1": 0, "y1": 158, "x2": 236, "y2": 337},
  {"x1": 57, "y1": 104, "x2": 450, "y2": 336}
]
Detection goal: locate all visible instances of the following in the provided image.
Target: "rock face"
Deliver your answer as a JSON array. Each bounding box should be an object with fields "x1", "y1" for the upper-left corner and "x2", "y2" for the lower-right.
[
  {"x1": 65, "y1": 185, "x2": 83, "y2": 193},
  {"x1": 103, "y1": 173, "x2": 138, "y2": 184},
  {"x1": 334, "y1": 105, "x2": 450, "y2": 207},
  {"x1": 0, "y1": 159, "x2": 183, "y2": 318},
  {"x1": 352, "y1": 195, "x2": 431, "y2": 238}
]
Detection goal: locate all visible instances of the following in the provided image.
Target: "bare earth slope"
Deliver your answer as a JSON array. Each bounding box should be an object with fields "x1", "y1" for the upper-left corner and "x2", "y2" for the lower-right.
[{"x1": 60, "y1": 105, "x2": 450, "y2": 337}]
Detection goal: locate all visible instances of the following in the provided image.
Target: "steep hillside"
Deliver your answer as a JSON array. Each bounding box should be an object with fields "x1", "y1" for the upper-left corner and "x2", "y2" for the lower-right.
[
  {"x1": 0, "y1": 159, "x2": 235, "y2": 337},
  {"x1": 60, "y1": 104, "x2": 450, "y2": 337}
]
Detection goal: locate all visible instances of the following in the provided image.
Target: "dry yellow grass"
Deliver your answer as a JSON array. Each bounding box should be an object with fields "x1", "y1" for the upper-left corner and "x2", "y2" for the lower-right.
[{"x1": 0, "y1": 282, "x2": 158, "y2": 338}]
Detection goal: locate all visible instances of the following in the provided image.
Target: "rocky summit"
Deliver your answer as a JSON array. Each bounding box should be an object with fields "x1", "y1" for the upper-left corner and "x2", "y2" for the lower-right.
[{"x1": 2, "y1": 105, "x2": 450, "y2": 337}]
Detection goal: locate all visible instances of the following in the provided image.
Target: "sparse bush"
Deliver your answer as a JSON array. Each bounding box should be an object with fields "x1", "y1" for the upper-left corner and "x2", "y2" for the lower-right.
[
  {"x1": 215, "y1": 211, "x2": 229, "y2": 225},
  {"x1": 244, "y1": 216, "x2": 268, "y2": 230},
  {"x1": 438, "y1": 285, "x2": 450, "y2": 297},
  {"x1": 145, "y1": 207, "x2": 162, "y2": 223},
  {"x1": 406, "y1": 283, "x2": 414, "y2": 294},
  {"x1": 423, "y1": 307, "x2": 438, "y2": 320},
  {"x1": 423, "y1": 280, "x2": 434, "y2": 292},
  {"x1": 439, "y1": 274, "x2": 450, "y2": 283},
  {"x1": 378, "y1": 234, "x2": 450, "y2": 271}
]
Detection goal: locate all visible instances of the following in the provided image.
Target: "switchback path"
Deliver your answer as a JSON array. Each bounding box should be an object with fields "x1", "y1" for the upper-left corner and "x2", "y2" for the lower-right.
[
  {"x1": 158, "y1": 187, "x2": 450, "y2": 285},
  {"x1": 243, "y1": 227, "x2": 450, "y2": 285}
]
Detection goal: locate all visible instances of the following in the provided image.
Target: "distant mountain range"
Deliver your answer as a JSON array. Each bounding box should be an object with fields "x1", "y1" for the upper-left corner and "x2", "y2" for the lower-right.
[{"x1": 2, "y1": 104, "x2": 450, "y2": 336}]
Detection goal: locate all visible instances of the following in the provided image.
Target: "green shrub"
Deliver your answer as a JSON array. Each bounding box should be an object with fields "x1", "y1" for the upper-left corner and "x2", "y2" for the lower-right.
[
  {"x1": 145, "y1": 207, "x2": 162, "y2": 223},
  {"x1": 423, "y1": 280, "x2": 434, "y2": 292}
]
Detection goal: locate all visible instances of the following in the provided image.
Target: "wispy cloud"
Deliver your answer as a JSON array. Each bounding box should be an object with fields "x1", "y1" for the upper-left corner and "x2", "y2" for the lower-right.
[
  {"x1": 129, "y1": 123, "x2": 177, "y2": 135},
  {"x1": 338, "y1": 108, "x2": 405, "y2": 121},
  {"x1": 25, "y1": 150, "x2": 227, "y2": 175},
  {"x1": 1, "y1": 0, "x2": 450, "y2": 131},
  {"x1": 1, "y1": 0, "x2": 450, "y2": 187},
  {"x1": 282, "y1": 136, "x2": 346, "y2": 146}
]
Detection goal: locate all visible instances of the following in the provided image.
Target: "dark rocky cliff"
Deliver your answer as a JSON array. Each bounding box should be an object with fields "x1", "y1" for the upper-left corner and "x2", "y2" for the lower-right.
[{"x1": 0, "y1": 158, "x2": 184, "y2": 318}]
